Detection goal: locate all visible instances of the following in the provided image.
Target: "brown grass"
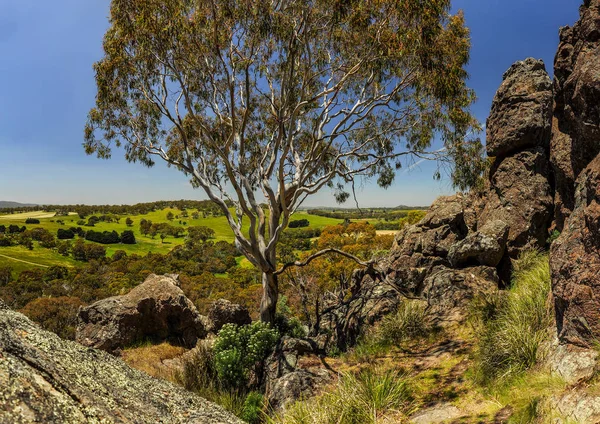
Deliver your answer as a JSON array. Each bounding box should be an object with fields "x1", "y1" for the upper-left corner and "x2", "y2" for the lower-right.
[{"x1": 121, "y1": 342, "x2": 187, "y2": 380}]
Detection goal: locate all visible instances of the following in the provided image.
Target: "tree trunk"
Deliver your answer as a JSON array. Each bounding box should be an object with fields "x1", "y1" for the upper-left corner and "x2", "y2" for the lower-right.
[{"x1": 260, "y1": 272, "x2": 278, "y2": 324}]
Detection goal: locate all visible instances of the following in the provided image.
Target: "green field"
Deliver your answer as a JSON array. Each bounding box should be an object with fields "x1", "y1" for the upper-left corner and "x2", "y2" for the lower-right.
[{"x1": 0, "y1": 209, "x2": 344, "y2": 270}]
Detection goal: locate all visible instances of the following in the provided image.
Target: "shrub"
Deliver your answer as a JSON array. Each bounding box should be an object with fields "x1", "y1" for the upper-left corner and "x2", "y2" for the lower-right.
[
  {"x1": 86, "y1": 230, "x2": 121, "y2": 244},
  {"x1": 473, "y1": 251, "x2": 552, "y2": 386},
  {"x1": 214, "y1": 322, "x2": 279, "y2": 389},
  {"x1": 25, "y1": 218, "x2": 40, "y2": 224},
  {"x1": 289, "y1": 219, "x2": 309, "y2": 228},
  {"x1": 241, "y1": 391, "x2": 265, "y2": 424},
  {"x1": 57, "y1": 228, "x2": 75, "y2": 239}
]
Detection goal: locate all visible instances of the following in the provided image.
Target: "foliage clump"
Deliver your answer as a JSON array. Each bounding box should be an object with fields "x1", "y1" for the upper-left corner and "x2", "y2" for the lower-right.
[{"x1": 214, "y1": 322, "x2": 279, "y2": 389}]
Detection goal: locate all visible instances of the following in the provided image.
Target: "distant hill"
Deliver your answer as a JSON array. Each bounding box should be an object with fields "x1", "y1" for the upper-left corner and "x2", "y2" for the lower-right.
[{"x1": 0, "y1": 201, "x2": 37, "y2": 209}]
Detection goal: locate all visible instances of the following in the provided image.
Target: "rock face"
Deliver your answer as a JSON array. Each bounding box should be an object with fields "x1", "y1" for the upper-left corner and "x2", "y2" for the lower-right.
[
  {"x1": 550, "y1": 0, "x2": 600, "y2": 348},
  {"x1": 478, "y1": 147, "x2": 553, "y2": 257},
  {"x1": 76, "y1": 274, "x2": 207, "y2": 353},
  {"x1": 0, "y1": 301, "x2": 242, "y2": 424},
  {"x1": 551, "y1": 155, "x2": 600, "y2": 347},
  {"x1": 551, "y1": 0, "x2": 600, "y2": 230},
  {"x1": 207, "y1": 298, "x2": 252, "y2": 333}
]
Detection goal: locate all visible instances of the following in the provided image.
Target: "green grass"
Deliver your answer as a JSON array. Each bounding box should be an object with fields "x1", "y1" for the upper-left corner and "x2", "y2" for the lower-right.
[
  {"x1": 0, "y1": 244, "x2": 79, "y2": 273},
  {"x1": 275, "y1": 368, "x2": 413, "y2": 424},
  {"x1": 473, "y1": 250, "x2": 553, "y2": 386}
]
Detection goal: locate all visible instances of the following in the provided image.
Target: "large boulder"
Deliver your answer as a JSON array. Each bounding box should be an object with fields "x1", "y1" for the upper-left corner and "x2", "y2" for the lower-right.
[
  {"x1": 486, "y1": 58, "x2": 553, "y2": 158},
  {"x1": 551, "y1": 154, "x2": 600, "y2": 347},
  {"x1": 207, "y1": 298, "x2": 252, "y2": 333},
  {"x1": 0, "y1": 301, "x2": 242, "y2": 424},
  {"x1": 478, "y1": 147, "x2": 553, "y2": 256},
  {"x1": 551, "y1": 0, "x2": 600, "y2": 230},
  {"x1": 76, "y1": 274, "x2": 207, "y2": 353}
]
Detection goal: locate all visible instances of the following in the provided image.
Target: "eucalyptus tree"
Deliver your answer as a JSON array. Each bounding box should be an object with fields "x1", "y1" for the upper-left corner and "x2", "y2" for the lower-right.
[{"x1": 85, "y1": 0, "x2": 484, "y2": 323}]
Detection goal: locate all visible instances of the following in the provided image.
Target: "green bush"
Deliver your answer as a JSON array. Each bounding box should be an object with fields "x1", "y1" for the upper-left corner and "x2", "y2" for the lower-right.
[
  {"x1": 474, "y1": 251, "x2": 553, "y2": 386},
  {"x1": 214, "y1": 322, "x2": 279, "y2": 389}
]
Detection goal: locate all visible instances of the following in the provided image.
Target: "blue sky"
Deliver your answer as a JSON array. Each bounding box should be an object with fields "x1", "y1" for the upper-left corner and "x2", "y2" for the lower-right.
[{"x1": 0, "y1": 0, "x2": 581, "y2": 207}]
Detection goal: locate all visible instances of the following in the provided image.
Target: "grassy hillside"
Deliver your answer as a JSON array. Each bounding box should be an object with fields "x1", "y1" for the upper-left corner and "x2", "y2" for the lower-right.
[{"x1": 0, "y1": 209, "x2": 344, "y2": 270}]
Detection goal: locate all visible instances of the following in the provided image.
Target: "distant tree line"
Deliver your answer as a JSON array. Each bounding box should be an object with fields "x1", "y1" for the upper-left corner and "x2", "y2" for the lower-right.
[
  {"x1": 0, "y1": 199, "x2": 233, "y2": 217},
  {"x1": 307, "y1": 208, "x2": 425, "y2": 221}
]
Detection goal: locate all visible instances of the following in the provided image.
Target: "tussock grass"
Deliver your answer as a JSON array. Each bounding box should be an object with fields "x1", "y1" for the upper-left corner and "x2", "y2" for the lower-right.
[
  {"x1": 345, "y1": 299, "x2": 433, "y2": 364},
  {"x1": 377, "y1": 300, "x2": 431, "y2": 345},
  {"x1": 275, "y1": 368, "x2": 413, "y2": 424},
  {"x1": 473, "y1": 250, "x2": 553, "y2": 386}
]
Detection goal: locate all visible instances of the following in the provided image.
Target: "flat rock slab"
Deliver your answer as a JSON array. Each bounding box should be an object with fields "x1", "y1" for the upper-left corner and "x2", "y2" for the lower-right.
[
  {"x1": 0, "y1": 301, "x2": 242, "y2": 424},
  {"x1": 410, "y1": 404, "x2": 463, "y2": 424}
]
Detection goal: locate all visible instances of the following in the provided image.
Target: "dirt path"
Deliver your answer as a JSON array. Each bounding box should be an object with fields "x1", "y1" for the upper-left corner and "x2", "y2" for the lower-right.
[{"x1": 0, "y1": 253, "x2": 49, "y2": 268}]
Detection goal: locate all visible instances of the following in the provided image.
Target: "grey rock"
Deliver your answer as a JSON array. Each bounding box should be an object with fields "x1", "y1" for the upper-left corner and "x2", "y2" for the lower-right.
[
  {"x1": 479, "y1": 147, "x2": 553, "y2": 257},
  {"x1": 0, "y1": 300, "x2": 243, "y2": 424},
  {"x1": 448, "y1": 220, "x2": 509, "y2": 267},
  {"x1": 410, "y1": 403, "x2": 463, "y2": 423},
  {"x1": 547, "y1": 334, "x2": 598, "y2": 385},
  {"x1": 551, "y1": 391, "x2": 600, "y2": 424},
  {"x1": 76, "y1": 274, "x2": 207, "y2": 353},
  {"x1": 267, "y1": 369, "x2": 331, "y2": 412},
  {"x1": 422, "y1": 266, "x2": 499, "y2": 322},
  {"x1": 207, "y1": 298, "x2": 252, "y2": 333}
]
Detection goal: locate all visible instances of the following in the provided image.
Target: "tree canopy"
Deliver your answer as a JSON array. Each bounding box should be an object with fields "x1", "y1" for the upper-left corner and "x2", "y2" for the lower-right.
[{"x1": 85, "y1": 0, "x2": 484, "y2": 322}]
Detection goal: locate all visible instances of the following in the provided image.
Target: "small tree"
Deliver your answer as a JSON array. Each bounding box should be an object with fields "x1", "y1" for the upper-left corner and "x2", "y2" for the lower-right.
[
  {"x1": 125, "y1": 217, "x2": 134, "y2": 227},
  {"x1": 86, "y1": 0, "x2": 483, "y2": 323}
]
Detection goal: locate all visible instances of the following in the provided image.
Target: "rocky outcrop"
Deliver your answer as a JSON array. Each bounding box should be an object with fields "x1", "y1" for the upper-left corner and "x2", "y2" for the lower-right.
[
  {"x1": 76, "y1": 274, "x2": 207, "y2": 353},
  {"x1": 551, "y1": 155, "x2": 600, "y2": 347},
  {"x1": 0, "y1": 301, "x2": 242, "y2": 424},
  {"x1": 207, "y1": 298, "x2": 252, "y2": 333},
  {"x1": 448, "y1": 220, "x2": 509, "y2": 267},
  {"x1": 379, "y1": 58, "x2": 554, "y2": 323},
  {"x1": 480, "y1": 58, "x2": 554, "y2": 261},
  {"x1": 551, "y1": 0, "x2": 600, "y2": 230}
]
